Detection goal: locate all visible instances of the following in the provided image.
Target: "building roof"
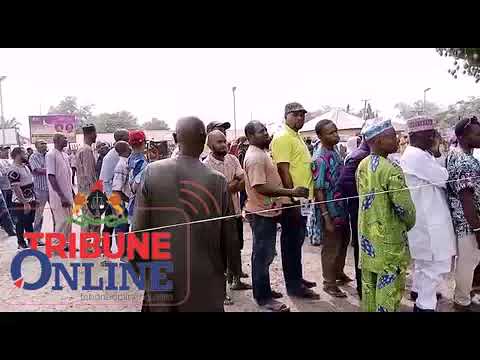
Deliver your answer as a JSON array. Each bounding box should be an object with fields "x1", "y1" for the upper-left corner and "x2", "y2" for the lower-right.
[{"x1": 300, "y1": 109, "x2": 364, "y2": 133}]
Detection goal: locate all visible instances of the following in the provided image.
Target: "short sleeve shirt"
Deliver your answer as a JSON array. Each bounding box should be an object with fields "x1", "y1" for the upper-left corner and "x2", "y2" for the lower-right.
[
  {"x1": 203, "y1": 154, "x2": 244, "y2": 214},
  {"x1": 446, "y1": 148, "x2": 480, "y2": 237},
  {"x1": 76, "y1": 144, "x2": 97, "y2": 194},
  {"x1": 8, "y1": 164, "x2": 35, "y2": 204},
  {"x1": 271, "y1": 125, "x2": 314, "y2": 199},
  {"x1": 244, "y1": 145, "x2": 285, "y2": 217},
  {"x1": 29, "y1": 151, "x2": 49, "y2": 192},
  {"x1": 112, "y1": 157, "x2": 132, "y2": 199},
  {"x1": 311, "y1": 145, "x2": 347, "y2": 222}
]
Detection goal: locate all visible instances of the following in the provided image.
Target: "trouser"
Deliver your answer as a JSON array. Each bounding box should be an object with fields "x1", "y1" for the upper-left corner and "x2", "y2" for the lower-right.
[
  {"x1": 348, "y1": 199, "x2": 362, "y2": 295},
  {"x1": 362, "y1": 266, "x2": 407, "y2": 312},
  {"x1": 102, "y1": 204, "x2": 114, "y2": 238},
  {"x1": 279, "y1": 206, "x2": 305, "y2": 294},
  {"x1": 33, "y1": 189, "x2": 52, "y2": 233},
  {"x1": 248, "y1": 213, "x2": 279, "y2": 305},
  {"x1": 80, "y1": 204, "x2": 101, "y2": 234},
  {"x1": 12, "y1": 203, "x2": 36, "y2": 246},
  {"x1": 412, "y1": 258, "x2": 451, "y2": 310},
  {"x1": 0, "y1": 190, "x2": 15, "y2": 235},
  {"x1": 113, "y1": 206, "x2": 129, "y2": 256},
  {"x1": 226, "y1": 216, "x2": 245, "y2": 280},
  {"x1": 454, "y1": 233, "x2": 480, "y2": 306},
  {"x1": 51, "y1": 206, "x2": 73, "y2": 244},
  {"x1": 71, "y1": 167, "x2": 76, "y2": 186},
  {"x1": 321, "y1": 223, "x2": 350, "y2": 286},
  {"x1": 473, "y1": 264, "x2": 480, "y2": 291},
  {"x1": 240, "y1": 190, "x2": 247, "y2": 210},
  {"x1": 2, "y1": 189, "x2": 15, "y2": 223}
]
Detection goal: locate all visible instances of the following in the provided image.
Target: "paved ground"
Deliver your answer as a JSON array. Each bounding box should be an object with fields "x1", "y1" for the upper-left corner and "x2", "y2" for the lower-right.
[{"x1": 0, "y1": 210, "x2": 458, "y2": 312}]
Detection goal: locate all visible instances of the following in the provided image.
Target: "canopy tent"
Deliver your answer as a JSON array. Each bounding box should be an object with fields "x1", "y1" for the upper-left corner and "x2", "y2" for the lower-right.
[{"x1": 300, "y1": 109, "x2": 364, "y2": 133}]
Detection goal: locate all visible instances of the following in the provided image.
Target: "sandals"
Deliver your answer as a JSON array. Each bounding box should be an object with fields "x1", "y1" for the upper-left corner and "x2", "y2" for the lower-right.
[
  {"x1": 336, "y1": 274, "x2": 354, "y2": 286},
  {"x1": 230, "y1": 281, "x2": 252, "y2": 291},
  {"x1": 289, "y1": 287, "x2": 320, "y2": 300},
  {"x1": 224, "y1": 296, "x2": 234, "y2": 306},
  {"x1": 261, "y1": 299, "x2": 290, "y2": 312},
  {"x1": 271, "y1": 290, "x2": 283, "y2": 299},
  {"x1": 302, "y1": 279, "x2": 317, "y2": 288},
  {"x1": 324, "y1": 285, "x2": 347, "y2": 298}
]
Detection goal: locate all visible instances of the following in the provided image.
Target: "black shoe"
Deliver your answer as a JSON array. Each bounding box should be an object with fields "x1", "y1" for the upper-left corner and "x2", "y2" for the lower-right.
[
  {"x1": 289, "y1": 287, "x2": 320, "y2": 300},
  {"x1": 302, "y1": 279, "x2": 317, "y2": 288},
  {"x1": 17, "y1": 242, "x2": 29, "y2": 250},
  {"x1": 413, "y1": 304, "x2": 435, "y2": 312},
  {"x1": 7, "y1": 231, "x2": 16, "y2": 237},
  {"x1": 37, "y1": 241, "x2": 45, "y2": 247},
  {"x1": 271, "y1": 290, "x2": 283, "y2": 299}
]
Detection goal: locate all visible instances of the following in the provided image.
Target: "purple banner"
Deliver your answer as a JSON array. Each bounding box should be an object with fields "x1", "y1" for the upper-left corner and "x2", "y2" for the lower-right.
[{"x1": 29, "y1": 115, "x2": 77, "y2": 143}]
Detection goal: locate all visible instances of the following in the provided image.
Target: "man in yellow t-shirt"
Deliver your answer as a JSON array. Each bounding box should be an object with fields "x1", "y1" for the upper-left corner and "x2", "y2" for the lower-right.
[{"x1": 270, "y1": 102, "x2": 319, "y2": 299}]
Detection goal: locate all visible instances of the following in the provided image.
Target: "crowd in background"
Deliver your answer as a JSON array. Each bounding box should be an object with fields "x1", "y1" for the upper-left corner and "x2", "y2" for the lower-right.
[{"x1": 2, "y1": 108, "x2": 480, "y2": 313}]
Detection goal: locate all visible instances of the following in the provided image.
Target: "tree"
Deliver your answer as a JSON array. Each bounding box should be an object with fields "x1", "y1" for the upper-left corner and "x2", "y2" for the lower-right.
[
  {"x1": 0, "y1": 117, "x2": 20, "y2": 129},
  {"x1": 48, "y1": 96, "x2": 95, "y2": 131},
  {"x1": 436, "y1": 48, "x2": 480, "y2": 83},
  {"x1": 142, "y1": 118, "x2": 170, "y2": 130},
  {"x1": 394, "y1": 100, "x2": 442, "y2": 119},
  {"x1": 93, "y1": 111, "x2": 139, "y2": 133},
  {"x1": 436, "y1": 97, "x2": 480, "y2": 128}
]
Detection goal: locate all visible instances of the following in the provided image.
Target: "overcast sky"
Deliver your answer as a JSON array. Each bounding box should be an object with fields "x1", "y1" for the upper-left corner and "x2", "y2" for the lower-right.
[{"x1": 0, "y1": 48, "x2": 478, "y2": 136}]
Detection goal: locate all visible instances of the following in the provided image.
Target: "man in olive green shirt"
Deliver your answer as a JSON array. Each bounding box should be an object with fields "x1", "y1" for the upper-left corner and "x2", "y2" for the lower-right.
[
  {"x1": 270, "y1": 102, "x2": 318, "y2": 299},
  {"x1": 357, "y1": 119, "x2": 416, "y2": 312}
]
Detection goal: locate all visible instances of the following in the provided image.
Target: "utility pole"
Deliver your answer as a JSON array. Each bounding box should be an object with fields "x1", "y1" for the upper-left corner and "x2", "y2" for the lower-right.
[
  {"x1": 361, "y1": 99, "x2": 370, "y2": 122},
  {"x1": 232, "y1": 86, "x2": 237, "y2": 139},
  {"x1": 0, "y1": 76, "x2": 6, "y2": 124}
]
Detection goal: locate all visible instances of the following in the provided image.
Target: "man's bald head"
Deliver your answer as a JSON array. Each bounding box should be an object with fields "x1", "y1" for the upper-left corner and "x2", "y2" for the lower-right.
[
  {"x1": 115, "y1": 141, "x2": 131, "y2": 158},
  {"x1": 207, "y1": 129, "x2": 228, "y2": 157},
  {"x1": 176, "y1": 117, "x2": 207, "y2": 158},
  {"x1": 114, "y1": 129, "x2": 130, "y2": 143},
  {"x1": 53, "y1": 132, "x2": 68, "y2": 150}
]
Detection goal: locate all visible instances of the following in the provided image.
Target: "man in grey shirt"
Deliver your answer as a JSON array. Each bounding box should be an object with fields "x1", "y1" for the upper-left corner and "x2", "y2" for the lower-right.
[{"x1": 132, "y1": 117, "x2": 239, "y2": 312}]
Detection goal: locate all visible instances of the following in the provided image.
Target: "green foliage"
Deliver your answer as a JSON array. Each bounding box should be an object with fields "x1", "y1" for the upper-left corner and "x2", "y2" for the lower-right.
[
  {"x1": 48, "y1": 96, "x2": 95, "y2": 132},
  {"x1": 436, "y1": 48, "x2": 480, "y2": 83},
  {"x1": 92, "y1": 111, "x2": 139, "y2": 133},
  {"x1": 142, "y1": 118, "x2": 170, "y2": 130}
]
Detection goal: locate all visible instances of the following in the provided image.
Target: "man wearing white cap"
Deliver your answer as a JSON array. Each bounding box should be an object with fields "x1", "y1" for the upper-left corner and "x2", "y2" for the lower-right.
[{"x1": 400, "y1": 117, "x2": 456, "y2": 312}]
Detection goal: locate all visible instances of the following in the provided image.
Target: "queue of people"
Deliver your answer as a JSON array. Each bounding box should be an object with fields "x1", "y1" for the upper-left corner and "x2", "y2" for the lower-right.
[{"x1": 3, "y1": 106, "x2": 480, "y2": 313}]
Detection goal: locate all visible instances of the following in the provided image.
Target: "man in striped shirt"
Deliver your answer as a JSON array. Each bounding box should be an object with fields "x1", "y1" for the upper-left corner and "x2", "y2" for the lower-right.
[{"x1": 29, "y1": 140, "x2": 52, "y2": 233}]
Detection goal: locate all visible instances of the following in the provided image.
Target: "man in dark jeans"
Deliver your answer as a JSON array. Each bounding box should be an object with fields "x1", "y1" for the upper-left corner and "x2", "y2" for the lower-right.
[
  {"x1": 8, "y1": 147, "x2": 43, "y2": 249},
  {"x1": 271, "y1": 102, "x2": 319, "y2": 299},
  {"x1": 244, "y1": 121, "x2": 309, "y2": 312}
]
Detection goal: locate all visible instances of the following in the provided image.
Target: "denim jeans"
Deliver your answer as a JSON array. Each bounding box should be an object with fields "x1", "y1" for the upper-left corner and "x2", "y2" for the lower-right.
[
  {"x1": 0, "y1": 190, "x2": 15, "y2": 235},
  {"x1": 279, "y1": 206, "x2": 306, "y2": 294},
  {"x1": 12, "y1": 203, "x2": 36, "y2": 245},
  {"x1": 248, "y1": 213, "x2": 279, "y2": 305}
]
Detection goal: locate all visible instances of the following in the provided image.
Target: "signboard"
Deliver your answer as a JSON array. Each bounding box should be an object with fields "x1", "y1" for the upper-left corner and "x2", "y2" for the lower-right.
[
  {"x1": 0, "y1": 128, "x2": 18, "y2": 146},
  {"x1": 29, "y1": 114, "x2": 77, "y2": 143}
]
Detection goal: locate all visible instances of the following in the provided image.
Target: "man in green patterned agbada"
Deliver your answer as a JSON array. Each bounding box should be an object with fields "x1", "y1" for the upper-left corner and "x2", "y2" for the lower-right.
[{"x1": 356, "y1": 119, "x2": 416, "y2": 312}]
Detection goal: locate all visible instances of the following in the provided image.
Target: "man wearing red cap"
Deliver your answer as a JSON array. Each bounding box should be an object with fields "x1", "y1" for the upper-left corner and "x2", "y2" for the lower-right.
[{"x1": 127, "y1": 130, "x2": 147, "y2": 228}]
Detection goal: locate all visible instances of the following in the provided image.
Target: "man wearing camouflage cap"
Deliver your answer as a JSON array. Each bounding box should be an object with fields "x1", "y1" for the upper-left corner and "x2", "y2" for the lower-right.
[{"x1": 270, "y1": 102, "x2": 319, "y2": 299}]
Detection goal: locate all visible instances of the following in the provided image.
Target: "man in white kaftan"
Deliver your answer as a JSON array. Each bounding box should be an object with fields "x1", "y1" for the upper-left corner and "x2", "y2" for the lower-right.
[{"x1": 400, "y1": 117, "x2": 456, "y2": 312}]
